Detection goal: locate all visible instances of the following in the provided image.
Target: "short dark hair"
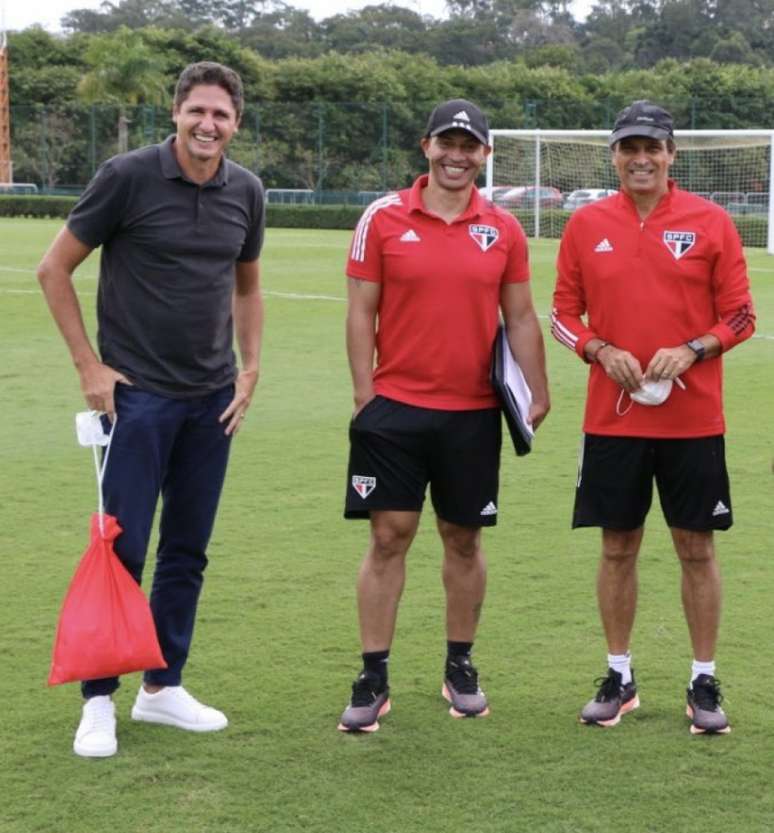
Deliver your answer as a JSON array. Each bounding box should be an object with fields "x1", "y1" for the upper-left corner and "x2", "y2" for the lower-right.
[{"x1": 174, "y1": 61, "x2": 244, "y2": 118}]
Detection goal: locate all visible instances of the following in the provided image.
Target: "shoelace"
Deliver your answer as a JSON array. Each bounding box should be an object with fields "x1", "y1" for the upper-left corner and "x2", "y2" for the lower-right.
[
  {"x1": 350, "y1": 672, "x2": 385, "y2": 707},
  {"x1": 446, "y1": 658, "x2": 480, "y2": 694},
  {"x1": 172, "y1": 687, "x2": 201, "y2": 708},
  {"x1": 85, "y1": 700, "x2": 114, "y2": 732},
  {"x1": 593, "y1": 672, "x2": 623, "y2": 703},
  {"x1": 691, "y1": 676, "x2": 723, "y2": 711}
]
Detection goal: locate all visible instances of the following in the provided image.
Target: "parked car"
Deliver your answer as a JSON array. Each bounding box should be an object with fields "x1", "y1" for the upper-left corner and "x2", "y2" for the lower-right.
[
  {"x1": 480, "y1": 186, "x2": 519, "y2": 204},
  {"x1": 482, "y1": 185, "x2": 564, "y2": 209},
  {"x1": 563, "y1": 188, "x2": 618, "y2": 211}
]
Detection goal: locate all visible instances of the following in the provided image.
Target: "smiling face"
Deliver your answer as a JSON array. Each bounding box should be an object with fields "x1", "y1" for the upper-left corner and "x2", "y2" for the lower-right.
[
  {"x1": 172, "y1": 83, "x2": 240, "y2": 174},
  {"x1": 612, "y1": 135, "x2": 675, "y2": 200},
  {"x1": 420, "y1": 129, "x2": 490, "y2": 193}
]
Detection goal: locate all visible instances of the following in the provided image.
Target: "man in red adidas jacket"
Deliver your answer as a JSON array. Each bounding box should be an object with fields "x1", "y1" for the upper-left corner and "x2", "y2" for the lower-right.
[
  {"x1": 337, "y1": 99, "x2": 550, "y2": 732},
  {"x1": 551, "y1": 101, "x2": 754, "y2": 735}
]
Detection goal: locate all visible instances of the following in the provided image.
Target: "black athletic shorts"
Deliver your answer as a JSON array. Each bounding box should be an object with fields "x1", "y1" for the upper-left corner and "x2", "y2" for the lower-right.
[
  {"x1": 573, "y1": 434, "x2": 732, "y2": 532},
  {"x1": 344, "y1": 395, "x2": 502, "y2": 527}
]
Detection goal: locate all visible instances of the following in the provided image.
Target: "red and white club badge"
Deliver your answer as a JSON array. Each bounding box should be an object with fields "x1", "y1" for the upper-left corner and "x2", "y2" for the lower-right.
[
  {"x1": 469, "y1": 224, "x2": 499, "y2": 252},
  {"x1": 351, "y1": 475, "x2": 376, "y2": 499},
  {"x1": 663, "y1": 230, "x2": 696, "y2": 260}
]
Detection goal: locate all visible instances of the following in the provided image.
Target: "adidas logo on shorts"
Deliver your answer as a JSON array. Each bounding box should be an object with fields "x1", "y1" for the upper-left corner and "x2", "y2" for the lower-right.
[
  {"x1": 480, "y1": 501, "x2": 497, "y2": 516},
  {"x1": 712, "y1": 500, "x2": 730, "y2": 516}
]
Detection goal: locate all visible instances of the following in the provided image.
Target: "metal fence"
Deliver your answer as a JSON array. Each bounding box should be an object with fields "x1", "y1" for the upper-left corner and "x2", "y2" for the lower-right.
[{"x1": 9, "y1": 96, "x2": 774, "y2": 196}]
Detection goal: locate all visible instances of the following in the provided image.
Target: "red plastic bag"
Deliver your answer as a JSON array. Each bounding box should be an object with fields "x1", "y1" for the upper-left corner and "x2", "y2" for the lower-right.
[{"x1": 48, "y1": 513, "x2": 167, "y2": 685}]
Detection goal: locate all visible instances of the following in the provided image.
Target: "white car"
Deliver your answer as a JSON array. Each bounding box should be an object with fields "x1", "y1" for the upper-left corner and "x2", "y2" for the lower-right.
[{"x1": 563, "y1": 189, "x2": 618, "y2": 211}]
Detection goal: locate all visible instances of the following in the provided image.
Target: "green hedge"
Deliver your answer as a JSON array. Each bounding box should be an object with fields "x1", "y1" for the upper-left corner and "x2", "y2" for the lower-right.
[
  {"x1": 0, "y1": 195, "x2": 768, "y2": 247},
  {"x1": 0, "y1": 195, "x2": 78, "y2": 218},
  {"x1": 265, "y1": 204, "x2": 363, "y2": 229},
  {"x1": 0, "y1": 195, "x2": 365, "y2": 229}
]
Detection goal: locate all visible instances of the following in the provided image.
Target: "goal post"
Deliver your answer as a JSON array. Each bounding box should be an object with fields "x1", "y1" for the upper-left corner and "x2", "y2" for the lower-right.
[{"x1": 484, "y1": 129, "x2": 774, "y2": 253}]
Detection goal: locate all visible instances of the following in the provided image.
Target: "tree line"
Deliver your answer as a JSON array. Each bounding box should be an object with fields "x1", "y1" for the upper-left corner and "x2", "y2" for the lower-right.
[
  {"x1": 8, "y1": 8, "x2": 774, "y2": 190},
  {"x1": 38, "y1": 0, "x2": 774, "y2": 72}
]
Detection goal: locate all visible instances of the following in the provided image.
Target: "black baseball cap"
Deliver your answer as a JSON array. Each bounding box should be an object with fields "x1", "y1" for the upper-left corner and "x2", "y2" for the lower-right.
[
  {"x1": 425, "y1": 99, "x2": 489, "y2": 145},
  {"x1": 609, "y1": 100, "x2": 674, "y2": 147}
]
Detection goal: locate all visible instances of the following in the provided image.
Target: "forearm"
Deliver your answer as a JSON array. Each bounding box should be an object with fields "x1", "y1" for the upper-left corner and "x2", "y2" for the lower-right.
[
  {"x1": 346, "y1": 308, "x2": 376, "y2": 406},
  {"x1": 37, "y1": 265, "x2": 100, "y2": 372},
  {"x1": 233, "y1": 289, "x2": 263, "y2": 375},
  {"x1": 505, "y1": 312, "x2": 550, "y2": 407}
]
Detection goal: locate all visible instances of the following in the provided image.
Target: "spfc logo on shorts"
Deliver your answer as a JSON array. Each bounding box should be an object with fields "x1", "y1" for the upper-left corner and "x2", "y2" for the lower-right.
[
  {"x1": 663, "y1": 231, "x2": 696, "y2": 260},
  {"x1": 352, "y1": 475, "x2": 376, "y2": 499},
  {"x1": 469, "y1": 224, "x2": 499, "y2": 252}
]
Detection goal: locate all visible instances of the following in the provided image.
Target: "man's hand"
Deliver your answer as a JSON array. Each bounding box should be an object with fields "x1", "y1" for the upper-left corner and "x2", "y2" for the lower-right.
[
  {"x1": 352, "y1": 390, "x2": 376, "y2": 419},
  {"x1": 527, "y1": 399, "x2": 550, "y2": 431},
  {"x1": 597, "y1": 345, "x2": 644, "y2": 392},
  {"x1": 219, "y1": 369, "x2": 258, "y2": 436},
  {"x1": 645, "y1": 346, "x2": 696, "y2": 381},
  {"x1": 78, "y1": 361, "x2": 131, "y2": 420}
]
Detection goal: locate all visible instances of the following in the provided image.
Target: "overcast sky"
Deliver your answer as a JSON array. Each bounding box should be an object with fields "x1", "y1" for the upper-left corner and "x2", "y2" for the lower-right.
[{"x1": 4, "y1": 0, "x2": 594, "y2": 33}]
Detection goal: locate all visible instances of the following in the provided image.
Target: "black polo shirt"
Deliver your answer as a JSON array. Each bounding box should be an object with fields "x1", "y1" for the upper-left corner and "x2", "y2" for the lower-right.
[{"x1": 68, "y1": 136, "x2": 265, "y2": 398}]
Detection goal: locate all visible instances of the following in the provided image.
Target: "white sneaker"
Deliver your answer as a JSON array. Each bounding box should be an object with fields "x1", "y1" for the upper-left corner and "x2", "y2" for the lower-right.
[
  {"x1": 73, "y1": 695, "x2": 117, "y2": 758},
  {"x1": 131, "y1": 685, "x2": 228, "y2": 732}
]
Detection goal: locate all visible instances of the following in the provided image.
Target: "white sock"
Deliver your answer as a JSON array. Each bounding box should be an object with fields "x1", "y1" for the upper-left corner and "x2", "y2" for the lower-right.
[
  {"x1": 607, "y1": 652, "x2": 632, "y2": 685},
  {"x1": 691, "y1": 659, "x2": 716, "y2": 687}
]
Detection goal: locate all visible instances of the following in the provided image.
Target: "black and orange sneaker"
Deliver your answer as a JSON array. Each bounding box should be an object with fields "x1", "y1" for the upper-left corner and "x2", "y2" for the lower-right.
[
  {"x1": 337, "y1": 671, "x2": 391, "y2": 733},
  {"x1": 580, "y1": 668, "x2": 639, "y2": 727},
  {"x1": 686, "y1": 674, "x2": 730, "y2": 735}
]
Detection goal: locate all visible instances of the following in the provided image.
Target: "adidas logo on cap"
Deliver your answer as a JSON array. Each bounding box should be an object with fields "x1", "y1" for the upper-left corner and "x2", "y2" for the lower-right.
[{"x1": 453, "y1": 110, "x2": 470, "y2": 121}]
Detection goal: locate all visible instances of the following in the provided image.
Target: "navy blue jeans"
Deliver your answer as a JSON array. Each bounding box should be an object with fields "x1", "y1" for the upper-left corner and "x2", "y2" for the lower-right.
[{"x1": 82, "y1": 383, "x2": 233, "y2": 699}]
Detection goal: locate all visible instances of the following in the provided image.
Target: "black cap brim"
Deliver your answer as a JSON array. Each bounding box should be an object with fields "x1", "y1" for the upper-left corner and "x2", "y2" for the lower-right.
[
  {"x1": 609, "y1": 125, "x2": 672, "y2": 147},
  {"x1": 429, "y1": 122, "x2": 489, "y2": 146}
]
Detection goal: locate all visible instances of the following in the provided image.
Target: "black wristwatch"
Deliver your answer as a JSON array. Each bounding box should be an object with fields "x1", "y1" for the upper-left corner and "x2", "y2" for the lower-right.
[{"x1": 685, "y1": 338, "x2": 705, "y2": 362}]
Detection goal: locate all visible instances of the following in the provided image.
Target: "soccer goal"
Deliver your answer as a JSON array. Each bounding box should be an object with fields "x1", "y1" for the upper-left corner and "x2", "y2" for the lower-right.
[{"x1": 484, "y1": 129, "x2": 774, "y2": 252}]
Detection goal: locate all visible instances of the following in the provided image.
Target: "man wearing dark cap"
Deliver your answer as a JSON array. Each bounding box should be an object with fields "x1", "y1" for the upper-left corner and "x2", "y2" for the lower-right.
[
  {"x1": 337, "y1": 99, "x2": 550, "y2": 732},
  {"x1": 551, "y1": 100, "x2": 755, "y2": 734},
  {"x1": 38, "y1": 61, "x2": 265, "y2": 757}
]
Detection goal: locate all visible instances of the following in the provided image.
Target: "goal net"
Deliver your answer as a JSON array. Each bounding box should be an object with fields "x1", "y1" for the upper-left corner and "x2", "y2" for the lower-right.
[{"x1": 485, "y1": 130, "x2": 774, "y2": 252}]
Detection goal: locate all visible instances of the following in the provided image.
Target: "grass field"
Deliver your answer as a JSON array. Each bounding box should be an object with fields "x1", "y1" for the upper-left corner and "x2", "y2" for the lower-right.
[{"x1": 1, "y1": 218, "x2": 773, "y2": 833}]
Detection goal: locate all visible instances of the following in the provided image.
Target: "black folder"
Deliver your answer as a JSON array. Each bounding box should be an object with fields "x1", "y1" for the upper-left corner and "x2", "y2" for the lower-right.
[{"x1": 490, "y1": 323, "x2": 534, "y2": 456}]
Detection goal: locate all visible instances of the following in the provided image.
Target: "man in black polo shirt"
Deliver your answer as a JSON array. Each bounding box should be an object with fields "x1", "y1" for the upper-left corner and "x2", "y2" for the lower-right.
[{"x1": 37, "y1": 61, "x2": 265, "y2": 758}]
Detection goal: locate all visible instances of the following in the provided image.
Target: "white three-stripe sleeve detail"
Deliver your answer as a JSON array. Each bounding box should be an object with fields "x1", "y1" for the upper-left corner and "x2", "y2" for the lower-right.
[
  {"x1": 550, "y1": 309, "x2": 580, "y2": 351},
  {"x1": 351, "y1": 194, "x2": 402, "y2": 263}
]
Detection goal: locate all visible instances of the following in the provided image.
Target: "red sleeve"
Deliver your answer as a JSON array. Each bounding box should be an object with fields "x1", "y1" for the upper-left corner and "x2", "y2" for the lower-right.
[
  {"x1": 502, "y1": 213, "x2": 530, "y2": 284},
  {"x1": 707, "y1": 213, "x2": 756, "y2": 351},
  {"x1": 346, "y1": 202, "x2": 384, "y2": 283},
  {"x1": 551, "y1": 217, "x2": 599, "y2": 362}
]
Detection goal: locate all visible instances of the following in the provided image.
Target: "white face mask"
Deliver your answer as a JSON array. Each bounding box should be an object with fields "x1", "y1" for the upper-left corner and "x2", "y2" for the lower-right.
[
  {"x1": 75, "y1": 410, "x2": 112, "y2": 446},
  {"x1": 617, "y1": 377, "x2": 686, "y2": 415}
]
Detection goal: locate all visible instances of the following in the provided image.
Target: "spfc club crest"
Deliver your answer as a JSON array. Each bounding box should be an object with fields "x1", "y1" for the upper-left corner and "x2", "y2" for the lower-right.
[
  {"x1": 351, "y1": 475, "x2": 376, "y2": 499},
  {"x1": 469, "y1": 224, "x2": 499, "y2": 252},
  {"x1": 663, "y1": 230, "x2": 696, "y2": 260}
]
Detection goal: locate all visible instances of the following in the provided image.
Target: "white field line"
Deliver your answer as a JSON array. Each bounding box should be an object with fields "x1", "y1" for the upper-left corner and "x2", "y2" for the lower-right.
[{"x1": 3, "y1": 271, "x2": 773, "y2": 341}]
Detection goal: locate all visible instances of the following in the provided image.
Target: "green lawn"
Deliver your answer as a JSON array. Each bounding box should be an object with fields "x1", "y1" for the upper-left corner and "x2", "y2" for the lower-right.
[{"x1": 1, "y1": 219, "x2": 773, "y2": 833}]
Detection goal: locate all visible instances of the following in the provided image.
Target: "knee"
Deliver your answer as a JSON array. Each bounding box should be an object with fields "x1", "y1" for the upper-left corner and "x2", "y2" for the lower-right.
[
  {"x1": 673, "y1": 529, "x2": 715, "y2": 564},
  {"x1": 601, "y1": 531, "x2": 641, "y2": 565},
  {"x1": 441, "y1": 526, "x2": 481, "y2": 562},
  {"x1": 370, "y1": 525, "x2": 413, "y2": 563}
]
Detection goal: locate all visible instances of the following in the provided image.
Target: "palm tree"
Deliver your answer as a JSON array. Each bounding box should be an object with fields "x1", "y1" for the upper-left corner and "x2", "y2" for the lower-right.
[{"x1": 78, "y1": 27, "x2": 169, "y2": 154}]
